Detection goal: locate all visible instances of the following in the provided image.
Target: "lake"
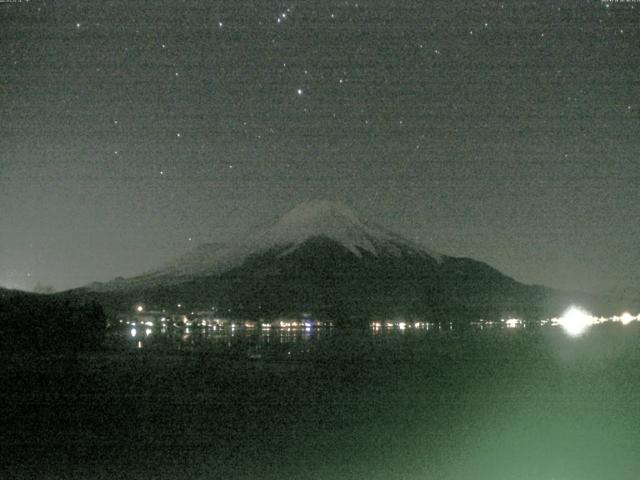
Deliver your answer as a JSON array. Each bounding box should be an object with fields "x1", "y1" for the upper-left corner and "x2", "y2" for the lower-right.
[{"x1": 3, "y1": 322, "x2": 640, "y2": 479}]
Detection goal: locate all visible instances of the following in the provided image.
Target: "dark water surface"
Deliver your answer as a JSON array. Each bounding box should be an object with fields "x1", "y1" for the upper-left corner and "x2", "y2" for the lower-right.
[{"x1": 3, "y1": 324, "x2": 640, "y2": 479}]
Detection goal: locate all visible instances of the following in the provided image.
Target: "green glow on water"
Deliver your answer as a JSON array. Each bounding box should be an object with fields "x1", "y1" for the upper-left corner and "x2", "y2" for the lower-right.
[{"x1": 4, "y1": 325, "x2": 640, "y2": 479}]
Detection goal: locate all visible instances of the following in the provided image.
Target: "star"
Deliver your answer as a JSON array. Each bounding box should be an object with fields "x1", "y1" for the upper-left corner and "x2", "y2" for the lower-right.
[{"x1": 297, "y1": 88, "x2": 303, "y2": 96}]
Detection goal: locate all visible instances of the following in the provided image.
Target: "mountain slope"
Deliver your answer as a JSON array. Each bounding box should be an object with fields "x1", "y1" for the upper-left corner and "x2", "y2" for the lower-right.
[
  {"x1": 90, "y1": 200, "x2": 441, "y2": 292},
  {"x1": 81, "y1": 200, "x2": 637, "y2": 322}
]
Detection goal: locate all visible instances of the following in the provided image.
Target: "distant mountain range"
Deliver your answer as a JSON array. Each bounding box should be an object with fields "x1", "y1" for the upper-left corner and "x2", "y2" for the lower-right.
[{"x1": 72, "y1": 200, "x2": 638, "y2": 324}]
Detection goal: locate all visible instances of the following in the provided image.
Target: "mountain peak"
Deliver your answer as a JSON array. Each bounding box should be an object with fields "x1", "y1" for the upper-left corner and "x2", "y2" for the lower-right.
[
  {"x1": 94, "y1": 200, "x2": 441, "y2": 290},
  {"x1": 260, "y1": 200, "x2": 441, "y2": 259},
  {"x1": 273, "y1": 200, "x2": 366, "y2": 233}
]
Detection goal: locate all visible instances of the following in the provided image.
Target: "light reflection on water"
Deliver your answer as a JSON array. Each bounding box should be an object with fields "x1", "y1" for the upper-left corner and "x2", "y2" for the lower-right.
[
  {"x1": 11, "y1": 315, "x2": 640, "y2": 480},
  {"x1": 116, "y1": 320, "x2": 532, "y2": 352},
  {"x1": 107, "y1": 319, "x2": 640, "y2": 480},
  {"x1": 117, "y1": 307, "x2": 640, "y2": 353},
  {"x1": 120, "y1": 323, "x2": 332, "y2": 351}
]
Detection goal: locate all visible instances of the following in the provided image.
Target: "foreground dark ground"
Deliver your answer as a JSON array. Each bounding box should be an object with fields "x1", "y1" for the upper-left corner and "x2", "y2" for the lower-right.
[{"x1": 3, "y1": 325, "x2": 640, "y2": 479}]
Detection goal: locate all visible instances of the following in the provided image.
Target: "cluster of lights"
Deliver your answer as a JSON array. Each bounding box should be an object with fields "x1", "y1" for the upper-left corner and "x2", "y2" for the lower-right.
[
  {"x1": 127, "y1": 304, "x2": 638, "y2": 340},
  {"x1": 499, "y1": 308, "x2": 640, "y2": 337},
  {"x1": 127, "y1": 305, "x2": 334, "y2": 332},
  {"x1": 368, "y1": 309, "x2": 639, "y2": 338},
  {"x1": 549, "y1": 307, "x2": 639, "y2": 337},
  {"x1": 504, "y1": 318, "x2": 522, "y2": 329},
  {"x1": 370, "y1": 321, "x2": 431, "y2": 331},
  {"x1": 276, "y1": 319, "x2": 325, "y2": 329}
]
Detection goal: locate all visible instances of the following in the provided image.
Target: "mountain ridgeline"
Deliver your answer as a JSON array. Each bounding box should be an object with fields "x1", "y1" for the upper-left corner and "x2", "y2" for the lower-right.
[
  {"x1": 81, "y1": 201, "x2": 636, "y2": 324},
  {"x1": 0, "y1": 288, "x2": 106, "y2": 353}
]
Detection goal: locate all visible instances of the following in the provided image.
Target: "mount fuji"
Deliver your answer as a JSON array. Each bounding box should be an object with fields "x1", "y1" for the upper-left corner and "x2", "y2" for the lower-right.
[
  {"x1": 80, "y1": 201, "x2": 630, "y2": 323},
  {"x1": 91, "y1": 201, "x2": 442, "y2": 291}
]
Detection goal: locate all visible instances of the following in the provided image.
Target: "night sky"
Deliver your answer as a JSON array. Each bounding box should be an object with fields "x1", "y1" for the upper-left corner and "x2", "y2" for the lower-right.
[{"x1": 1, "y1": 0, "x2": 638, "y2": 295}]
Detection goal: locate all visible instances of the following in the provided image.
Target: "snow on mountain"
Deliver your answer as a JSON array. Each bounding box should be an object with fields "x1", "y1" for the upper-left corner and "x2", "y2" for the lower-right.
[
  {"x1": 154, "y1": 200, "x2": 441, "y2": 276},
  {"x1": 256, "y1": 200, "x2": 442, "y2": 260},
  {"x1": 92, "y1": 200, "x2": 441, "y2": 290}
]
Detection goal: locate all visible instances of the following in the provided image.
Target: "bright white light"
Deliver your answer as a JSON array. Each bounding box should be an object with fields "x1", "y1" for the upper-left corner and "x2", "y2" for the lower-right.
[
  {"x1": 130, "y1": 328, "x2": 137, "y2": 337},
  {"x1": 136, "y1": 305, "x2": 144, "y2": 313},
  {"x1": 505, "y1": 318, "x2": 521, "y2": 329},
  {"x1": 559, "y1": 306, "x2": 593, "y2": 337},
  {"x1": 620, "y1": 312, "x2": 635, "y2": 325},
  {"x1": 145, "y1": 328, "x2": 152, "y2": 336}
]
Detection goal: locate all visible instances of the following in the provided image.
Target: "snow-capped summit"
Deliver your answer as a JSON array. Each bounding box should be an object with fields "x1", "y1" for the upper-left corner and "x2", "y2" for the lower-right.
[
  {"x1": 92, "y1": 200, "x2": 441, "y2": 291},
  {"x1": 257, "y1": 200, "x2": 441, "y2": 259}
]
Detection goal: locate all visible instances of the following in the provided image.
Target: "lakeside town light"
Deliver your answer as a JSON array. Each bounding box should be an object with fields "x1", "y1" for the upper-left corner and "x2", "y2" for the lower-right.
[
  {"x1": 620, "y1": 312, "x2": 635, "y2": 325},
  {"x1": 558, "y1": 306, "x2": 594, "y2": 337}
]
